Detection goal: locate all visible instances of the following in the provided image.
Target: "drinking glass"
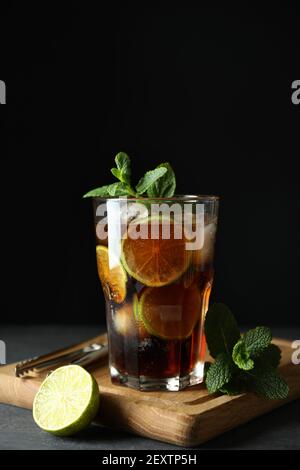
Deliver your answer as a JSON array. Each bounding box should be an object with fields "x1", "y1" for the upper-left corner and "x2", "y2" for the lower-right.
[{"x1": 93, "y1": 195, "x2": 219, "y2": 391}]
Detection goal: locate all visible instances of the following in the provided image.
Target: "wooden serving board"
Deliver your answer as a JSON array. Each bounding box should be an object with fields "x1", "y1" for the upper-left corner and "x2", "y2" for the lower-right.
[{"x1": 0, "y1": 335, "x2": 299, "y2": 447}]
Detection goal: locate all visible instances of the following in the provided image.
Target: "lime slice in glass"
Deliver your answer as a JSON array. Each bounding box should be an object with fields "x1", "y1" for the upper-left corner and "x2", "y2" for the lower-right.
[
  {"x1": 121, "y1": 216, "x2": 191, "y2": 287},
  {"x1": 33, "y1": 365, "x2": 100, "y2": 436},
  {"x1": 138, "y1": 283, "x2": 201, "y2": 340}
]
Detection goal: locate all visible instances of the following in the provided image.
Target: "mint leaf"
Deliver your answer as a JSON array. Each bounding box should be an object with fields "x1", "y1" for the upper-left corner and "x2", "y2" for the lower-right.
[
  {"x1": 249, "y1": 367, "x2": 289, "y2": 400},
  {"x1": 83, "y1": 182, "x2": 134, "y2": 198},
  {"x1": 205, "y1": 353, "x2": 233, "y2": 393},
  {"x1": 111, "y1": 152, "x2": 131, "y2": 185},
  {"x1": 203, "y1": 361, "x2": 212, "y2": 380},
  {"x1": 107, "y1": 182, "x2": 132, "y2": 196},
  {"x1": 147, "y1": 162, "x2": 176, "y2": 198},
  {"x1": 111, "y1": 168, "x2": 121, "y2": 179},
  {"x1": 204, "y1": 303, "x2": 288, "y2": 400},
  {"x1": 255, "y1": 343, "x2": 281, "y2": 369},
  {"x1": 242, "y1": 326, "x2": 272, "y2": 357},
  {"x1": 219, "y1": 375, "x2": 247, "y2": 395},
  {"x1": 232, "y1": 326, "x2": 272, "y2": 370},
  {"x1": 204, "y1": 303, "x2": 240, "y2": 358},
  {"x1": 83, "y1": 185, "x2": 111, "y2": 198},
  {"x1": 136, "y1": 167, "x2": 168, "y2": 195},
  {"x1": 232, "y1": 340, "x2": 254, "y2": 370}
]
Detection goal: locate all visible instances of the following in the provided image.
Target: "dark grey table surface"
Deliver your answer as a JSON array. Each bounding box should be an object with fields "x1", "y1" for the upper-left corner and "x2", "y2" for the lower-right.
[{"x1": 0, "y1": 325, "x2": 299, "y2": 450}]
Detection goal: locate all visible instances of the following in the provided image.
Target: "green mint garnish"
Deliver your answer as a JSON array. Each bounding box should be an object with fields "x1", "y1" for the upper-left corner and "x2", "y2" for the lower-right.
[
  {"x1": 247, "y1": 367, "x2": 290, "y2": 400},
  {"x1": 83, "y1": 152, "x2": 176, "y2": 198},
  {"x1": 204, "y1": 303, "x2": 240, "y2": 358},
  {"x1": 111, "y1": 152, "x2": 131, "y2": 185},
  {"x1": 83, "y1": 182, "x2": 133, "y2": 198},
  {"x1": 83, "y1": 185, "x2": 112, "y2": 198},
  {"x1": 232, "y1": 340, "x2": 255, "y2": 370},
  {"x1": 232, "y1": 340, "x2": 254, "y2": 370},
  {"x1": 135, "y1": 167, "x2": 167, "y2": 194},
  {"x1": 147, "y1": 162, "x2": 176, "y2": 198},
  {"x1": 205, "y1": 353, "x2": 234, "y2": 394},
  {"x1": 205, "y1": 303, "x2": 289, "y2": 400},
  {"x1": 203, "y1": 361, "x2": 212, "y2": 380},
  {"x1": 241, "y1": 326, "x2": 272, "y2": 357},
  {"x1": 106, "y1": 182, "x2": 133, "y2": 197},
  {"x1": 255, "y1": 344, "x2": 281, "y2": 369},
  {"x1": 219, "y1": 374, "x2": 248, "y2": 395},
  {"x1": 232, "y1": 326, "x2": 272, "y2": 371}
]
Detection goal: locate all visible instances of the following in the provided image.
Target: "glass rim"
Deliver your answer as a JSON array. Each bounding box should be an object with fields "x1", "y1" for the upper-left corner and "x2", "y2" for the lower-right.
[{"x1": 92, "y1": 194, "x2": 219, "y2": 203}]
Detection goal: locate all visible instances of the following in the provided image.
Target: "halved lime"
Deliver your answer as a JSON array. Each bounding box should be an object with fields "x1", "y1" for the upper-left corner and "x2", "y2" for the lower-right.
[{"x1": 33, "y1": 365, "x2": 100, "y2": 436}]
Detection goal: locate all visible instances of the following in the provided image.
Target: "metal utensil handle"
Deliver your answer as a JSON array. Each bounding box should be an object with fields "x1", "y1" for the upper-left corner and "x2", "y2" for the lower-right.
[
  {"x1": 72, "y1": 345, "x2": 109, "y2": 367},
  {"x1": 15, "y1": 343, "x2": 107, "y2": 377}
]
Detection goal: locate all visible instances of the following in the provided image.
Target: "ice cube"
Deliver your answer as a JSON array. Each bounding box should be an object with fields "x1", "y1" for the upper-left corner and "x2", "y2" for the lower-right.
[{"x1": 113, "y1": 302, "x2": 136, "y2": 336}]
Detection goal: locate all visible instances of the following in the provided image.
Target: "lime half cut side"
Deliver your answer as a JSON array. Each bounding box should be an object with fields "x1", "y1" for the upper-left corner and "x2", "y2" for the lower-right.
[{"x1": 33, "y1": 365, "x2": 100, "y2": 436}]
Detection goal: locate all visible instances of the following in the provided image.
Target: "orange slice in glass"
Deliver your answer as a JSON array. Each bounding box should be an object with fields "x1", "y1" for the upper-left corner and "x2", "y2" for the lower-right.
[
  {"x1": 138, "y1": 283, "x2": 201, "y2": 340},
  {"x1": 96, "y1": 245, "x2": 127, "y2": 304},
  {"x1": 121, "y1": 217, "x2": 191, "y2": 287}
]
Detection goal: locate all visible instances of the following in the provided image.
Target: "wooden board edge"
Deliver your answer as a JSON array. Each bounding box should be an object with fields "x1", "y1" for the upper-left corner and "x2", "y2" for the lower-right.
[{"x1": 96, "y1": 362, "x2": 300, "y2": 447}]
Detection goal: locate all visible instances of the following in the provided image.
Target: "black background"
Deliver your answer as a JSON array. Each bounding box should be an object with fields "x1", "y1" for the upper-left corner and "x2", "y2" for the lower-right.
[{"x1": 1, "y1": 6, "x2": 300, "y2": 327}]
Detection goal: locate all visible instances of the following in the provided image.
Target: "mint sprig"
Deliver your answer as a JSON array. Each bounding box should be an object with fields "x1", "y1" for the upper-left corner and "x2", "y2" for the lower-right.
[
  {"x1": 205, "y1": 304, "x2": 289, "y2": 400},
  {"x1": 83, "y1": 152, "x2": 176, "y2": 198},
  {"x1": 204, "y1": 303, "x2": 240, "y2": 358}
]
